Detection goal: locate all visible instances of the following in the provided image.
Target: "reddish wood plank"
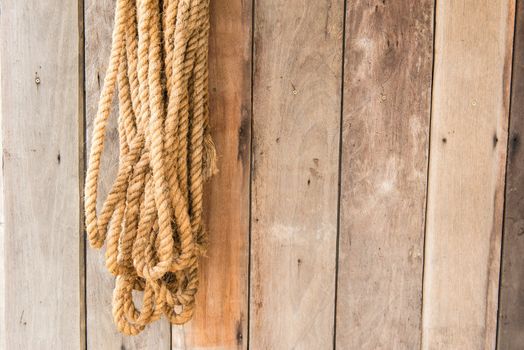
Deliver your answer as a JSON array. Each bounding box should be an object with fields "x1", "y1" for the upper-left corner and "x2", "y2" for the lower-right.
[{"x1": 171, "y1": 0, "x2": 251, "y2": 348}]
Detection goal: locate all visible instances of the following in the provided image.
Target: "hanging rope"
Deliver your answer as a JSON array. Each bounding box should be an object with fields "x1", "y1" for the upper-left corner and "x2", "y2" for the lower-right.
[{"x1": 84, "y1": 0, "x2": 216, "y2": 335}]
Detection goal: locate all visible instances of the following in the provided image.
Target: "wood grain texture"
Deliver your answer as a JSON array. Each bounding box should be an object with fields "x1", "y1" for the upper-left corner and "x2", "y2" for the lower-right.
[
  {"x1": 250, "y1": 0, "x2": 343, "y2": 348},
  {"x1": 84, "y1": 0, "x2": 171, "y2": 348},
  {"x1": 421, "y1": 1, "x2": 515, "y2": 349},
  {"x1": 336, "y1": 1, "x2": 434, "y2": 349},
  {"x1": 497, "y1": 1, "x2": 524, "y2": 348},
  {"x1": 0, "y1": 0, "x2": 82, "y2": 348},
  {"x1": 171, "y1": 0, "x2": 251, "y2": 348}
]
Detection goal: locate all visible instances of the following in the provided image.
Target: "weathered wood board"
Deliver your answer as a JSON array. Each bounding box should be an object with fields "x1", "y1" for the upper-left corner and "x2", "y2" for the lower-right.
[
  {"x1": 336, "y1": 1, "x2": 434, "y2": 349},
  {"x1": 171, "y1": 0, "x2": 252, "y2": 348},
  {"x1": 0, "y1": 0, "x2": 83, "y2": 348},
  {"x1": 422, "y1": 0, "x2": 515, "y2": 349},
  {"x1": 497, "y1": 0, "x2": 524, "y2": 348},
  {"x1": 84, "y1": 0, "x2": 171, "y2": 348},
  {"x1": 0, "y1": 44, "x2": 5, "y2": 350},
  {"x1": 250, "y1": 0, "x2": 344, "y2": 348}
]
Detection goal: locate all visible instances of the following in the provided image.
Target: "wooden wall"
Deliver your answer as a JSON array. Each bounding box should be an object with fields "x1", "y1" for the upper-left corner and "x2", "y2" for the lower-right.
[{"x1": 0, "y1": 0, "x2": 523, "y2": 349}]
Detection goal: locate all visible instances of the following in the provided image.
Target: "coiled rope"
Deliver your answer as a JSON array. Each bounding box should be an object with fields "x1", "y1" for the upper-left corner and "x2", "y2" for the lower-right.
[{"x1": 84, "y1": 0, "x2": 216, "y2": 335}]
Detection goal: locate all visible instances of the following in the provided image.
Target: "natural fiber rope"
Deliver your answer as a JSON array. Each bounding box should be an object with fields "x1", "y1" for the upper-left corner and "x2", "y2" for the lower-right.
[{"x1": 84, "y1": 0, "x2": 216, "y2": 335}]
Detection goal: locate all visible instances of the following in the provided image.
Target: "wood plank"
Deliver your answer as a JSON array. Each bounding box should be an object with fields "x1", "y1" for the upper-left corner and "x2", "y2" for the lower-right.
[
  {"x1": 0, "y1": 0, "x2": 82, "y2": 348},
  {"x1": 250, "y1": 0, "x2": 344, "y2": 348},
  {"x1": 171, "y1": 0, "x2": 252, "y2": 348},
  {"x1": 421, "y1": 1, "x2": 515, "y2": 349},
  {"x1": 84, "y1": 0, "x2": 171, "y2": 348},
  {"x1": 497, "y1": 0, "x2": 524, "y2": 348},
  {"x1": 336, "y1": 1, "x2": 434, "y2": 349},
  {"x1": 0, "y1": 52, "x2": 5, "y2": 350}
]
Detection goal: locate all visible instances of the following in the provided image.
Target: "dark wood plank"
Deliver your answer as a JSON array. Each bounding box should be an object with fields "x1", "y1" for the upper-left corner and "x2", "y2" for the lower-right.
[
  {"x1": 336, "y1": 1, "x2": 434, "y2": 348},
  {"x1": 250, "y1": 0, "x2": 344, "y2": 348},
  {"x1": 498, "y1": 1, "x2": 524, "y2": 349}
]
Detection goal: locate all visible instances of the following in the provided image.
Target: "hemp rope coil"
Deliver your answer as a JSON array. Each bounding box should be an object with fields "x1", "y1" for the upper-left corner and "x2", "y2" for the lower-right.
[{"x1": 84, "y1": 0, "x2": 216, "y2": 335}]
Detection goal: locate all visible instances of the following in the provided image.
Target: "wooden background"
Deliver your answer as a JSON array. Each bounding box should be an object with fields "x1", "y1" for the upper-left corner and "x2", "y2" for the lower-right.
[{"x1": 0, "y1": 0, "x2": 523, "y2": 349}]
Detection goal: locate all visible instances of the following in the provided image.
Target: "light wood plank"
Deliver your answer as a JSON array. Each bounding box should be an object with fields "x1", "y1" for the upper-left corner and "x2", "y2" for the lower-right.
[
  {"x1": 336, "y1": 1, "x2": 434, "y2": 348},
  {"x1": 0, "y1": 47, "x2": 5, "y2": 350},
  {"x1": 250, "y1": 0, "x2": 344, "y2": 348},
  {"x1": 497, "y1": 0, "x2": 524, "y2": 348},
  {"x1": 422, "y1": 1, "x2": 515, "y2": 349},
  {"x1": 0, "y1": 0, "x2": 82, "y2": 348},
  {"x1": 171, "y1": 0, "x2": 251, "y2": 348},
  {"x1": 84, "y1": 0, "x2": 171, "y2": 348}
]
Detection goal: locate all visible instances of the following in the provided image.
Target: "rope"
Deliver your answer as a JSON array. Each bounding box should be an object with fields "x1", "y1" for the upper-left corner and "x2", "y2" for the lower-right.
[{"x1": 84, "y1": 0, "x2": 216, "y2": 335}]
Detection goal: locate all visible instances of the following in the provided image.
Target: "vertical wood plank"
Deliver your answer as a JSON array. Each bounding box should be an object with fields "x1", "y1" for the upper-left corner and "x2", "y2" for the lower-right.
[
  {"x1": 0, "y1": 0, "x2": 82, "y2": 348},
  {"x1": 250, "y1": 0, "x2": 344, "y2": 348},
  {"x1": 84, "y1": 0, "x2": 171, "y2": 348},
  {"x1": 171, "y1": 0, "x2": 252, "y2": 348},
  {"x1": 422, "y1": 1, "x2": 515, "y2": 349},
  {"x1": 336, "y1": 1, "x2": 434, "y2": 349},
  {"x1": 0, "y1": 51, "x2": 5, "y2": 350},
  {"x1": 497, "y1": 0, "x2": 524, "y2": 348}
]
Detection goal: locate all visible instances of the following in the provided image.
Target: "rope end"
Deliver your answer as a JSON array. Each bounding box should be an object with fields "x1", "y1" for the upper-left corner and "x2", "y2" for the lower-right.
[{"x1": 203, "y1": 132, "x2": 218, "y2": 179}]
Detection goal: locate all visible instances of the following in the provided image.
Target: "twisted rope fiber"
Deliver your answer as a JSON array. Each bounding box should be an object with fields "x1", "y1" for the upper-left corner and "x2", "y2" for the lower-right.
[{"x1": 84, "y1": 0, "x2": 217, "y2": 335}]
